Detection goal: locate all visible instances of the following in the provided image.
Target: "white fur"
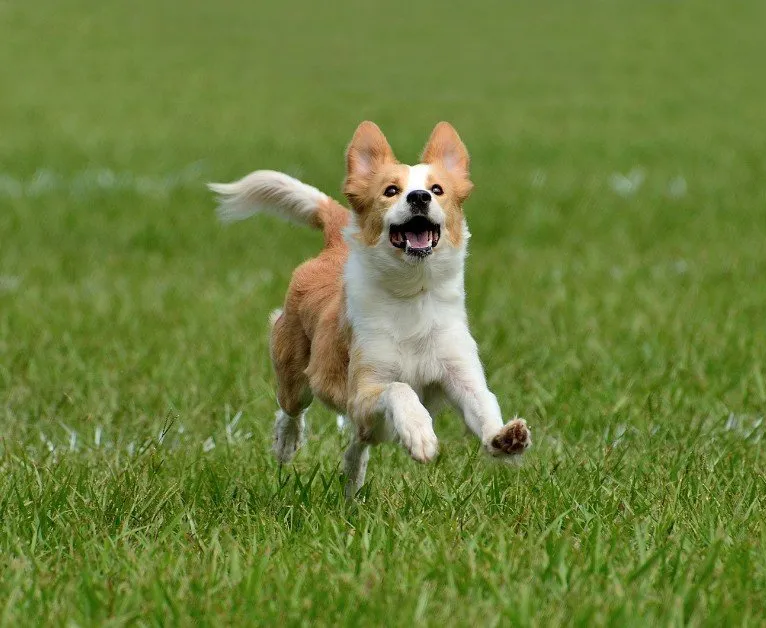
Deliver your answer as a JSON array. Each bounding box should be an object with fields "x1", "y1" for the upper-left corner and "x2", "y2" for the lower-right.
[
  {"x1": 272, "y1": 408, "x2": 306, "y2": 464},
  {"x1": 209, "y1": 170, "x2": 327, "y2": 225},
  {"x1": 380, "y1": 383, "x2": 439, "y2": 462},
  {"x1": 343, "y1": 438, "x2": 370, "y2": 499},
  {"x1": 268, "y1": 308, "x2": 283, "y2": 328},
  {"x1": 406, "y1": 163, "x2": 430, "y2": 190}
]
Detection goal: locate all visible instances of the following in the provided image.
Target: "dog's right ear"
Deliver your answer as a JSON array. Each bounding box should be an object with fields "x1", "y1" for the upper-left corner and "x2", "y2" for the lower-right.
[{"x1": 344, "y1": 121, "x2": 397, "y2": 211}]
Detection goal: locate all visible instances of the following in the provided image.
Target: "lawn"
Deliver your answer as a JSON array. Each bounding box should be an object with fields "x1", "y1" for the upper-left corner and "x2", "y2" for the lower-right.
[{"x1": 1, "y1": 0, "x2": 765, "y2": 625}]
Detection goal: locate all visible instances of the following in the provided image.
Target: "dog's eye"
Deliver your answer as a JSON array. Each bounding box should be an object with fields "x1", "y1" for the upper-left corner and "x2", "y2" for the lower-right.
[
  {"x1": 430, "y1": 184, "x2": 444, "y2": 196},
  {"x1": 383, "y1": 185, "x2": 399, "y2": 197}
]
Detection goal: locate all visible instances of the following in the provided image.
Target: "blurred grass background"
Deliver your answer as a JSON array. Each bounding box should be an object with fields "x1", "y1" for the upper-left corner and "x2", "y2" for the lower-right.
[{"x1": 1, "y1": 0, "x2": 765, "y2": 625}]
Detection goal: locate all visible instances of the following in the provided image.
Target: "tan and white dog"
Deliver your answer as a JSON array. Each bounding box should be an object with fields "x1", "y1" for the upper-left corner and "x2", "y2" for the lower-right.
[{"x1": 210, "y1": 122, "x2": 531, "y2": 497}]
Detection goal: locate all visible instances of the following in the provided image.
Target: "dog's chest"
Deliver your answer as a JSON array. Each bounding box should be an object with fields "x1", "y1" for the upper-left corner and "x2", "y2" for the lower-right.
[{"x1": 352, "y1": 290, "x2": 465, "y2": 385}]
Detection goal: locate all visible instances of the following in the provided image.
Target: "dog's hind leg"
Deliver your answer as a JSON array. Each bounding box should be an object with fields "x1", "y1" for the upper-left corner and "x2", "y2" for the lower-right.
[
  {"x1": 343, "y1": 434, "x2": 370, "y2": 500},
  {"x1": 270, "y1": 309, "x2": 313, "y2": 464}
]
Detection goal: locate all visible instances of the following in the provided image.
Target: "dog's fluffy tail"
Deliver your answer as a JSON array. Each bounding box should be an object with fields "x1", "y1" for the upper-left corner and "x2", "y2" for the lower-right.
[{"x1": 208, "y1": 170, "x2": 349, "y2": 247}]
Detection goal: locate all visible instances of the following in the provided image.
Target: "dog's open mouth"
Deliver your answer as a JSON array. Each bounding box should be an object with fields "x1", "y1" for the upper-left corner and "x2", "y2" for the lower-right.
[{"x1": 389, "y1": 216, "x2": 441, "y2": 258}]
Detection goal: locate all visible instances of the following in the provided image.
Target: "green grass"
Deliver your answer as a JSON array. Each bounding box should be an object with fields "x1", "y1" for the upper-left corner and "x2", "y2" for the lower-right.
[{"x1": 2, "y1": 0, "x2": 766, "y2": 624}]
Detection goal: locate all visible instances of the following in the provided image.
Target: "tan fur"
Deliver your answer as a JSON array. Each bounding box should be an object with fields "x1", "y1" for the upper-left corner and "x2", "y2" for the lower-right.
[
  {"x1": 269, "y1": 198, "x2": 351, "y2": 415},
  {"x1": 351, "y1": 163, "x2": 411, "y2": 247},
  {"x1": 343, "y1": 121, "x2": 472, "y2": 251},
  {"x1": 343, "y1": 122, "x2": 411, "y2": 248},
  {"x1": 343, "y1": 121, "x2": 397, "y2": 212},
  {"x1": 315, "y1": 197, "x2": 350, "y2": 248},
  {"x1": 426, "y1": 165, "x2": 465, "y2": 247},
  {"x1": 347, "y1": 347, "x2": 391, "y2": 440},
  {"x1": 421, "y1": 122, "x2": 473, "y2": 247}
]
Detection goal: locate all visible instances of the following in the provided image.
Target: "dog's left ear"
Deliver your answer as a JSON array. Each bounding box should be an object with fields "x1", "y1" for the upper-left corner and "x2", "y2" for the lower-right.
[{"x1": 421, "y1": 122, "x2": 470, "y2": 180}]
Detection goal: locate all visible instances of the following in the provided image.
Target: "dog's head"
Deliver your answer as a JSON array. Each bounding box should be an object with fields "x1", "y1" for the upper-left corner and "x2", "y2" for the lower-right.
[{"x1": 343, "y1": 122, "x2": 473, "y2": 264}]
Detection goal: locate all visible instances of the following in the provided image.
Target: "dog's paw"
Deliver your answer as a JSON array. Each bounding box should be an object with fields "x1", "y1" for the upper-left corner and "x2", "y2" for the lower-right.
[
  {"x1": 399, "y1": 420, "x2": 439, "y2": 463},
  {"x1": 389, "y1": 387, "x2": 439, "y2": 463},
  {"x1": 485, "y1": 418, "x2": 531, "y2": 459},
  {"x1": 272, "y1": 410, "x2": 306, "y2": 464}
]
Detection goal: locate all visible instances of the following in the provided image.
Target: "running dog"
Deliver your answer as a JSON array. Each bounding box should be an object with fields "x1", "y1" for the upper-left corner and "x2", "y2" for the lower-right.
[{"x1": 209, "y1": 122, "x2": 531, "y2": 497}]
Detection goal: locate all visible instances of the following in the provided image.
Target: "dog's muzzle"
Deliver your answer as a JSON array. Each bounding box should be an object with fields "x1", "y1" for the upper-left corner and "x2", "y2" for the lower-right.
[{"x1": 389, "y1": 215, "x2": 441, "y2": 258}]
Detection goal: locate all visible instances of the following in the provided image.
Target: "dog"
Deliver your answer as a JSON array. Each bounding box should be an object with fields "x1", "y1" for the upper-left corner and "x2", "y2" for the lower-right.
[{"x1": 209, "y1": 121, "x2": 531, "y2": 498}]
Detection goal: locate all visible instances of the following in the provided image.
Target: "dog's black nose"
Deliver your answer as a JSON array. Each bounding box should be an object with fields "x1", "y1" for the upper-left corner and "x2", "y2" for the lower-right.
[{"x1": 406, "y1": 189, "x2": 431, "y2": 213}]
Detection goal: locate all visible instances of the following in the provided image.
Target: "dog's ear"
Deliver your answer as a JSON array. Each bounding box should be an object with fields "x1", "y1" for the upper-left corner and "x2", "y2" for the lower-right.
[
  {"x1": 344, "y1": 121, "x2": 397, "y2": 211},
  {"x1": 421, "y1": 122, "x2": 470, "y2": 180},
  {"x1": 421, "y1": 122, "x2": 472, "y2": 202},
  {"x1": 346, "y1": 121, "x2": 396, "y2": 178}
]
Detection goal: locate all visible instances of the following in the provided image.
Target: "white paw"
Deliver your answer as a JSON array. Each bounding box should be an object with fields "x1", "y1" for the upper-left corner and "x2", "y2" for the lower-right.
[
  {"x1": 400, "y1": 421, "x2": 439, "y2": 463},
  {"x1": 389, "y1": 387, "x2": 438, "y2": 463},
  {"x1": 272, "y1": 410, "x2": 306, "y2": 464},
  {"x1": 484, "y1": 417, "x2": 531, "y2": 459}
]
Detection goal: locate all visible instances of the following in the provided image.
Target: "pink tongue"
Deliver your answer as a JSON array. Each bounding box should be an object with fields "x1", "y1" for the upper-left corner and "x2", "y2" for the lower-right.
[{"x1": 405, "y1": 231, "x2": 431, "y2": 248}]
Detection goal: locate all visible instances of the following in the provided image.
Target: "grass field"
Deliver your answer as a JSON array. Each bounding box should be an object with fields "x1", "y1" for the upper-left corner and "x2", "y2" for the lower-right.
[{"x1": 2, "y1": 0, "x2": 766, "y2": 624}]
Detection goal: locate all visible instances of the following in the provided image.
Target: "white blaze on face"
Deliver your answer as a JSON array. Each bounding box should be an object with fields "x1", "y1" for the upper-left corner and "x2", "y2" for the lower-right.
[{"x1": 405, "y1": 163, "x2": 431, "y2": 194}]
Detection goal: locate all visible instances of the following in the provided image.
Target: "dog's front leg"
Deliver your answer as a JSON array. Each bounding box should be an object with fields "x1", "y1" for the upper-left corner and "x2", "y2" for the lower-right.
[
  {"x1": 343, "y1": 380, "x2": 438, "y2": 499},
  {"x1": 348, "y1": 381, "x2": 439, "y2": 464},
  {"x1": 443, "y1": 352, "x2": 531, "y2": 459}
]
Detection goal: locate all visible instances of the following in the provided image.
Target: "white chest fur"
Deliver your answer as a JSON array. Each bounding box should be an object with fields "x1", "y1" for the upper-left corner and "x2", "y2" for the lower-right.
[{"x1": 344, "y1": 240, "x2": 475, "y2": 390}]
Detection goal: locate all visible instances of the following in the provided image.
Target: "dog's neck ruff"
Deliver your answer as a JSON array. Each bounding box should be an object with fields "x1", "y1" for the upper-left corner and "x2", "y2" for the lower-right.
[{"x1": 343, "y1": 220, "x2": 469, "y2": 301}]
